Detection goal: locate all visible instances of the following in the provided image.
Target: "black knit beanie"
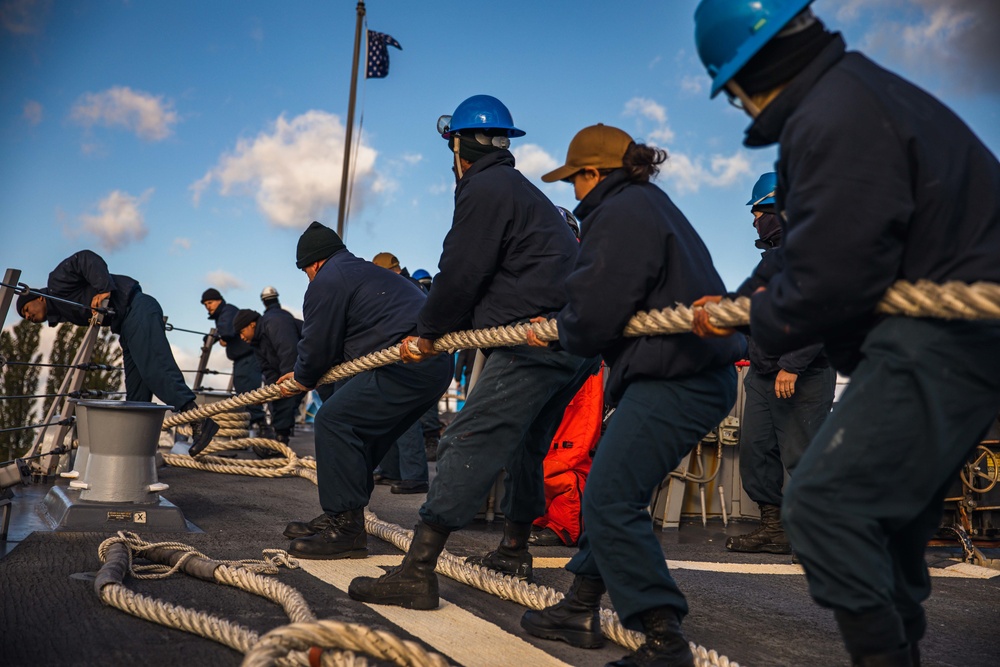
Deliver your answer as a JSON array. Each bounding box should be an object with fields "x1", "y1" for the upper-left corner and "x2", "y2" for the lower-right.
[
  {"x1": 734, "y1": 18, "x2": 836, "y2": 96},
  {"x1": 232, "y1": 309, "x2": 260, "y2": 333},
  {"x1": 16, "y1": 289, "x2": 46, "y2": 316},
  {"x1": 201, "y1": 288, "x2": 223, "y2": 303},
  {"x1": 457, "y1": 134, "x2": 505, "y2": 164},
  {"x1": 296, "y1": 221, "x2": 346, "y2": 269}
]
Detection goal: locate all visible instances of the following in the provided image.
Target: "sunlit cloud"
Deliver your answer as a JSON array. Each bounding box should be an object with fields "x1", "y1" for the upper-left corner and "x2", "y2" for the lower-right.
[
  {"x1": 22, "y1": 100, "x2": 42, "y2": 125},
  {"x1": 623, "y1": 97, "x2": 667, "y2": 125},
  {"x1": 170, "y1": 237, "x2": 192, "y2": 254},
  {"x1": 512, "y1": 143, "x2": 559, "y2": 179},
  {"x1": 70, "y1": 86, "x2": 178, "y2": 141},
  {"x1": 75, "y1": 189, "x2": 152, "y2": 251},
  {"x1": 204, "y1": 269, "x2": 245, "y2": 291},
  {"x1": 660, "y1": 151, "x2": 752, "y2": 195},
  {"x1": 191, "y1": 110, "x2": 386, "y2": 228}
]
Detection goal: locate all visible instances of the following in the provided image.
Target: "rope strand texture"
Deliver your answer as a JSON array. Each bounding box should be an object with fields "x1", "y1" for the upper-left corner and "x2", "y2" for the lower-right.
[{"x1": 163, "y1": 279, "x2": 1000, "y2": 428}]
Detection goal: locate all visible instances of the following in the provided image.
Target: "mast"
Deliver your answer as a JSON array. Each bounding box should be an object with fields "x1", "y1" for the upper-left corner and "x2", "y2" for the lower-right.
[{"x1": 337, "y1": 0, "x2": 366, "y2": 239}]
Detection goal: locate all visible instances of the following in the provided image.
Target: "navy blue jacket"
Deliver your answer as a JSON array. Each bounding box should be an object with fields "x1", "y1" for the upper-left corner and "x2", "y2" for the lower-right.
[
  {"x1": 294, "y1": 249, "x2": 426, "y2": 388},
  {"x1": 745, "y1": 35, "x2": 1000, "y2": 372},
  {"x1": 558, "y1": 170, "x2": 745, "y2": 403},
  {"x1": 418, "y1": 150, "x2": 578, "y2": 337},
  {"x1": 209, "y1": 301, "x2": 254, "y2": 361},
  {"x1": 44, "y1": 250, "x2": 139, "y2": 335},
  {"x1": 735, "y1": 230, "x2": 826, "y2": 375},
  {"x1": 252, "y1": 302, "x2": 302, "y2": 384}
]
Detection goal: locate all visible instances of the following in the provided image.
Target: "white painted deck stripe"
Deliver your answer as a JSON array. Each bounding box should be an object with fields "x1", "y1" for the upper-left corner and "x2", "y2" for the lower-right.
[
  {"x1": 532, "y1": 557, "x2": 999, "y2": 579},
  {"x1": 299, "y1": 559, "x2": 574, "y2": 667}
]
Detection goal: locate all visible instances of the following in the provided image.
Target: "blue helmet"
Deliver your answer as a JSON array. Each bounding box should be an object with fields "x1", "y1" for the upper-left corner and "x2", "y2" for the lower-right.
[
  {"x1": 694, "y1": 0, "x2": 815, "y2": 98},
  {"x1": 412, "y1": 269, "x2": 431, "y2": 281},
  {"x1": 747, "y1": 172, "x2": 777, "y2": 207},
  {"x1": 437, "y1": 94, "x2": 525, "y2": 140}
]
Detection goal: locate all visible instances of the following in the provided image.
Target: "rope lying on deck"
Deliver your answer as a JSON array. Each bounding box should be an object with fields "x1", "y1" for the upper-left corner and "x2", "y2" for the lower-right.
[
  {"x1": 95, "y1": 532, "x2": 450, "y2": 667},
  {"x1": 162, "y1": 279, "x2": 1000, "y2": 429},
  {"x1": 141, "y1": 279, "x2": 1000, "y2": 664}
]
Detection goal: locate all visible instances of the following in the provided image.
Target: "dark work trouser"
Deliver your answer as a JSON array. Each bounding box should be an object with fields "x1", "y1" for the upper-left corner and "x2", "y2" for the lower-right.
[
  {"x1": 375, "y1": 420, "x2": 428, "y2": 483},
  {"x1": 567, "y1": 366, "x2": 737, "y2": 632},
  {"x1": 270, "y1": 394, "x2": 303, "y2": 433},
  {"x1": 232, "y1": 354, "x2": 265, "y2": 423},
  {"x1": 120, "y1": 292, "x2": 195, "y2": 410},
  {"x1": 313, "y1": 353, "x2": 453, "y2": 515},
  {"x1": 783, "y1": 318, "x2": 1000, "y2": 655},
  {"x1": 420, "y1": 346, "x2": 600, "y2": 531},
  {"x1": 740, "y1": 364, "x2": 836, "y2": 506},
  {"x1": 420, "y1": 402, "x2": 442, "y2": 437}
]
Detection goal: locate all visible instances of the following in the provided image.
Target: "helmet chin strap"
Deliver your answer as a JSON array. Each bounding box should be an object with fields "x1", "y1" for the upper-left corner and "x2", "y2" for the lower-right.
[{"x1": 452, "y1": 135, "x2": 464, "y2": 180}]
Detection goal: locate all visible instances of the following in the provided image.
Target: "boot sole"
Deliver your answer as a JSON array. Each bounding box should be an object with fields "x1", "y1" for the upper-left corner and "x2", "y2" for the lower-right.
[
  {"x1": 289, "y1": 549, "x2": 368, "y2": 560},
  {"x1": 520, "y1": 617, "x2": 605, "y2": 649},
  {"x1": 726, "y1": 543, "x2": 792, "y2": 554},
  {"x1": 349, "y1": 590, "x2": 439, "y2": 610}
]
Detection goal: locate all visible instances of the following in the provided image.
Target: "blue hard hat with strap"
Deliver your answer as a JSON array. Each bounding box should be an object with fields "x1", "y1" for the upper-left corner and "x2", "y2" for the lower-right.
[
  {"x1": 437, "y1": 94, "x2": 525, "y2": 140},
  {"x1": 747, "y1": 172, "x2": 777, "y2": 207},
  {"x1": 694, "y1": 0, "x2": 815, "y2": 98}
]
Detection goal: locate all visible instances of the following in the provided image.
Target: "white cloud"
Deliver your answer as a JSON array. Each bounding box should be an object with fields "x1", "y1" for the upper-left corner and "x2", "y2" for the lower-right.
[
  {"x1": 170, "y1": 237, "x2": 191, "y2": 254},
  {"x1": 648, "y1": 126, "x2": 676, "y2": 146},
  {"x1": 659, "y1": 151, "x2": 752, "y2": 195},
  {"x1": 680, "y1": 75, "x2": 705, "y2": 96},
  {"x1": 23, "y1": 100, "x2": 42, "y2": 125},
  {"x1": 512, "y1": 143, "x2": 560, "y2": 179},
  {"x1": 401, "y1": 153, "x2": 423, "y2": 165},
  {"x1": 70, "y1": 86, "x2": 178, "y2": 141},
  {"x1": 845, "y1": 0, "x2": 999, "y2": 94},
  {"x1": 76, "y1": 189, "x2": 152, "y2": 251},
  {"x1": 204, "y1": 270, "x2": 245, "y2": 291},
  {"x1": 623, "y1": 97, "x2": 668, "y2": 125},
  {"x1": 191, "y1": 110, "x2": 384, "y2": 228}
]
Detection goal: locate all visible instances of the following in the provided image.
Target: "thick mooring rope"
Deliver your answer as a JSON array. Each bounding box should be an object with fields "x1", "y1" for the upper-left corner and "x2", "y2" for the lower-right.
[
  {"x1": 96, "y1": 533, "x2": 453, "y2": 667},
  {"x1": 143, "y1": 279, "x2": 1000, "y2": 664},
  {"x1": 163, "y1": 279, "x2": 1000, "y2": 429}
]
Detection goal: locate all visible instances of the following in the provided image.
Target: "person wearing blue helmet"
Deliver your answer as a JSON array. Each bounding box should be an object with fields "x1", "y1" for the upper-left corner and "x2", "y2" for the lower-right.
[
  {"x1": 725, "y1": 172, "x2": 835, "y2": 556},
  {"x1": 693, "y1": 1, "x2": 1000, "y2": 664},
  {"x1": 348, "y1": 94, "x2": 600, "y2": 610}
]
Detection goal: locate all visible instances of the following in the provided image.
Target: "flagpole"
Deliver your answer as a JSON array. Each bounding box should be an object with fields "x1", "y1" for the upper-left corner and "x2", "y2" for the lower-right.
[{"x1": 337, "y1": 0, "x2": 366, "y2": 239}]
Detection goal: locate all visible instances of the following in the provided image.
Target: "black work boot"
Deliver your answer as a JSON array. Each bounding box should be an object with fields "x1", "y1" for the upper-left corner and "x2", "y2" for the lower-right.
[
  {"x1": 850, "y1": 645, "x2": 914, "y2": 667},
  {"x1": 606, "y1": 607, "x2": 694, "y2": 667},
  {"x1": 466, "y1": 519, "x2": 533, "y2": 582},
  {"x1": 348, "y1": 521, "x2": 449, "y2": 610},
  {"x1": 424, "y1": 434, "x2": 439, "y2": 462},
  {"x1": 520, "y1": 574, "x2": 606, "y2": 648},
  {"x1": 283, "y1": 512, "x2": 333, "y2": 539},
  {"x1": 725, "y1": 503, "x2": 791, "y2": 554},
  {"x1": 288, "y1": 509, "x2": 367, "y2": 559}
]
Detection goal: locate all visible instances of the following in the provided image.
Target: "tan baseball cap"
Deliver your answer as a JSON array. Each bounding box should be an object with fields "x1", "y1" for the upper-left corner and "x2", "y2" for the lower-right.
[
  {"x1": 372, "y1": 252, "x2": 401, "y2": 270},
  {"x1": 541, "y1": 124, "x2": 634, "y2": 183}
]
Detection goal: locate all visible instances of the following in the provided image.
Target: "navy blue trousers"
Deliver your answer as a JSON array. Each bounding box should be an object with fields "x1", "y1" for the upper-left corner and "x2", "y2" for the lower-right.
[
  {"x1": 421, "y1": 346, "x2": 600, "y2": 531},
  {"x1": 233, "y1": 354, "x2": 265, "y2": 422},
  {"x1": 270, "y1": 394, "x2": 303, "y2": 433},
  {"x1": 783, "y1": 318, "x2": 1000, "y2": 654},
  {"x1": 374, "y1": 420, "x2": 428, "y2": 483},
  {"x1": 568, "y1": 366, "x2": 737, "y2": 632},
  {"x1": 740, "y1": 364, "x2": 836, "y2": 506},
  {"x1": 313, "y1": 353, "x2": 452, "y2": 515},
  {"x1": 120, "y1": 292, "x2": 195, "y2": 410}
]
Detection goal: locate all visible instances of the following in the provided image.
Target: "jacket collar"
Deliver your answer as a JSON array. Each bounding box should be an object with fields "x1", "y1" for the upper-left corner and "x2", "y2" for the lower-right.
[
  {"x1": 573, "y1": 169, "x2": 630, "y2": 221},
  {"x1": 455, "y1": 149, "x2": 515, "y2": 195},
  {"x1": 744, "y1": 34, "x2": 847, "y2": 148}
]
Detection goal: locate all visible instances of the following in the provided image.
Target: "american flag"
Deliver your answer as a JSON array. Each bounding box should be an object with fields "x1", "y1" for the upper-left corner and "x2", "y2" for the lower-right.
[{"x1": 366, "y1": 30, "x2": 402, "y2": 79}]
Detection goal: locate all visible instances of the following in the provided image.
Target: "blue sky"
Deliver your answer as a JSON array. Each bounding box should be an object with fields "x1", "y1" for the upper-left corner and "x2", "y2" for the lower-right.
[{"x1": 2, "y1": 0, "x2": 998, "y2": 382}]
